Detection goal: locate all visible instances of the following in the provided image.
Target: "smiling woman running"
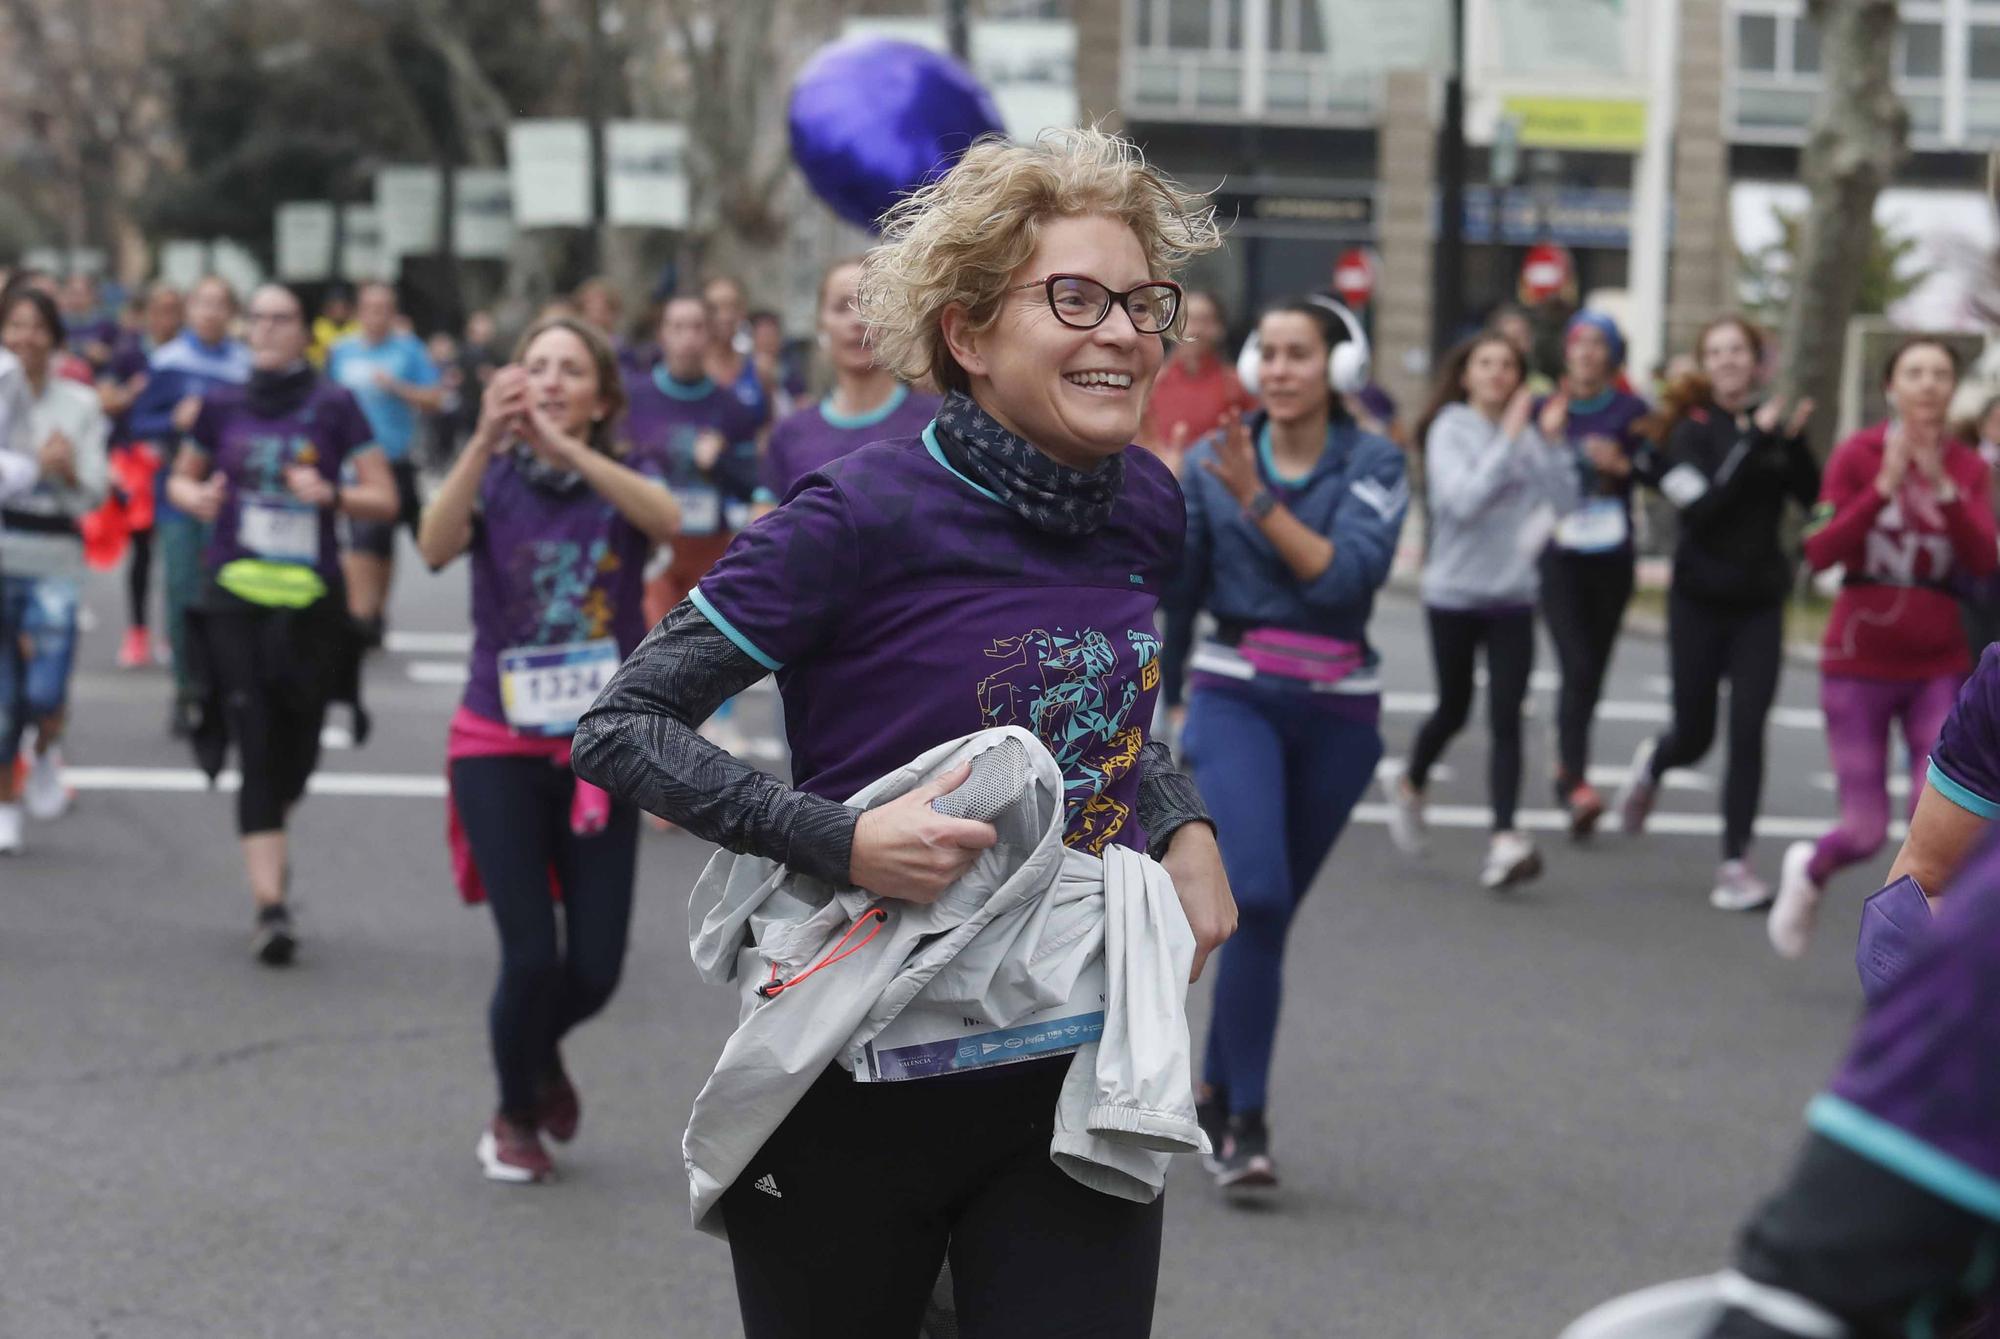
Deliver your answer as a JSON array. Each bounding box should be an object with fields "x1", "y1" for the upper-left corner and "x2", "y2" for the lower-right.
[{"x1": 574, "y1": 128, "x2": 1233, "y2": 1338}]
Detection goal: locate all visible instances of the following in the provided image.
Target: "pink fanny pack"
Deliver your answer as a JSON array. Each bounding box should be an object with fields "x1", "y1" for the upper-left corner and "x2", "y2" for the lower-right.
[{"x1": 1234, "y1": 628, "x2": 1367, "y2": 685}]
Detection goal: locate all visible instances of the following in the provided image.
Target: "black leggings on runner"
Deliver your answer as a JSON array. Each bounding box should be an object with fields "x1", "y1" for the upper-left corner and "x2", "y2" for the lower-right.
[
  {"x1": 201, "y1": 605, "x2": 328, "y2": 835},
  {"x1": 723, "y1": 1060, "x2": 1164, "y2": 1339},
  {"x1": 1648, "y1": 589, "x2": 1784, "y2": 861},
  {"x1": 127, "y1": 527, "x2": 153, "y2": 631},
  {"x1": 1540, "y1": 551, "x2": 1635, "y2": 799},
  {"x1": 449, "y1": 755, "x2": 639, "y2": 1123},
  {"x1": 1407, "y1": 606, "x2": 1536, "y2": 830}
]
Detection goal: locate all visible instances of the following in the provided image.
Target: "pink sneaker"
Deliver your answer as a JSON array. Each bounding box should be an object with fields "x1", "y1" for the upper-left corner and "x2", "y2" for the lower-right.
[
  {"x1": 477, "y1": 1114, "x2": 554, "y2": 1184},
  {"x1": 117, "y1": 627, "x2": 152, "y2": 669}
]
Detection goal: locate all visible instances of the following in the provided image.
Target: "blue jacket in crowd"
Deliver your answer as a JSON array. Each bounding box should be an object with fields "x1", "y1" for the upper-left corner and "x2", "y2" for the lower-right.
[{"x1": 1164, "y1": 412, "x2": 1409, "y2": 706}]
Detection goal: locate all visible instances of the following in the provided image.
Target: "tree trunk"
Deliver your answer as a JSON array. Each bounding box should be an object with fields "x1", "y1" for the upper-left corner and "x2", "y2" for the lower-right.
[{"x1": 1779, "y1": 0, "x2": 1908, "y2": 457}]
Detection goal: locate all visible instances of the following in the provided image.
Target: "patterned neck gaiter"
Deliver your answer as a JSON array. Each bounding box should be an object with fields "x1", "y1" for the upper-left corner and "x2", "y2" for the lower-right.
[{"x1": 932, "y1": 390, "x2": 1124, "y2": 538}]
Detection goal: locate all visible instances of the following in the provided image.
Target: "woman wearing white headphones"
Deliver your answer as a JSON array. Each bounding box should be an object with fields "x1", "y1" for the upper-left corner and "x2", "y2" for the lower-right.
[{"x1": 1164, "y1": 296, "x2": 1410, "y2": 1194}]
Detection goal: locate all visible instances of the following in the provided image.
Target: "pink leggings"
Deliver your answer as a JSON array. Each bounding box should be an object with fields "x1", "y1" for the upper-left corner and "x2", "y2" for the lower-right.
[{"x1": 1809, "y1": 672, "x2": 1963, "y2": 885}]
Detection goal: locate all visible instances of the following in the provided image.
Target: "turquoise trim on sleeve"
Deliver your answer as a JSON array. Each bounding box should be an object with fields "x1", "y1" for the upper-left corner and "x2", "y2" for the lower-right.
[
  {"x1": 688, "y1": 586, "x2": 783, "y2": 672},
  {"x1": 1926, "y1": 758, "x2": 2000, "y2": 820},
  {"x1": 922, "y1": 423, "x2": 1005, "y2": 504},
  {"x1": 819, "y1": 382, "x2": 909, "y2": 431},
  {"x1": 751, "y1": 486, "x2": 778, "y2": 505},
  {"x1": 652, "y1": 367, "x2": 718, "y2": 402},
  {"x1": 1808, "y1": 1093, "x2": 2000, "y2": 1223}
]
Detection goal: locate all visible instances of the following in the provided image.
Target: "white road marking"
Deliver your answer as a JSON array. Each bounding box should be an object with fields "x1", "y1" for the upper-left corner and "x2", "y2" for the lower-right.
[
  {"x1": 1374, "y1": 759, "x2": 1714, "y2": 792},
  {"x1": 406, "y1": 661, "x2": 470, "y2": 685},
  {"x1": 1380, "y1": 692, "x2": 1826, "y2": 732},
  {"x1": 384, "y1": 631, "x2": 473, "y2": 654},
  {"x1": 64, "y1": 765, "x2": 1863, "y2": 840}
]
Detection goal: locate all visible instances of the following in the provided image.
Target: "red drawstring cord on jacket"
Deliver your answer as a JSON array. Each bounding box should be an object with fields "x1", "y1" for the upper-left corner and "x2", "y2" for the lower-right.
[{"x1": 755, "y1": 905, "x2": 890, "y2": 999}]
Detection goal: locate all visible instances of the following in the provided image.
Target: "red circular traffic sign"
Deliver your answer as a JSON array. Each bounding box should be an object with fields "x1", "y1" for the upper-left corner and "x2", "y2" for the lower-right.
[
  {"x1": 1518, "y1": 242, "x2": 1575, "y2": 305},
  {"x1": 1332, "y1": 248, "x2": 1375, "y2": 309}
]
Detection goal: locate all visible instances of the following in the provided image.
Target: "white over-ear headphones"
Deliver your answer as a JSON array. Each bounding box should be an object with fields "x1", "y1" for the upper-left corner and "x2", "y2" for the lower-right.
[{"x1": 1236, "y1": 296, "x2": 1372, "y2": 399}]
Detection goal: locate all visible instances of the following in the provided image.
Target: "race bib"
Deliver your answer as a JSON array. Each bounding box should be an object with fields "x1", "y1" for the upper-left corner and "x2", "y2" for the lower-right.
[
  {"x1": 675, "y1": 485, "x2": 721, "y2": 536},
  {"x1": 237, "y1": 495, "x2": 319, "y2": 564},
  {"x1": 722, "y1": 498, "x2": 751, "y2": 533},
  {"x1": 497, "y1": 637, "x2": 619, "y2": 734},
  {"x1": 1554, "y1": 497, "x2": 1630, "y2": 553},
  {"x1": 853, "y1": 958, "x2": 1106, "y2": 1083}
]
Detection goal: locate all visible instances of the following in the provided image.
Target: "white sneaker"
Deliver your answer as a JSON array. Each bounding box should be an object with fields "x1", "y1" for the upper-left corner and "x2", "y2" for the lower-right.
[
  {"x1": 1481, "y1": 830, "x2": 1542, "y2": 889},
  {"x1": 22, "y1": 746, "x2": 69, "y2": 820},
  {"x1": 0, "y1": 802, "x2": 22, "y2": 855},
  {"x1": 1708, "y1": 859, "x2": 1772, "y2": 912},
  {"x1": 1767, "y1": 841, "x2": 1823, "y2": 959},
  {"x1": 1380, "y1": 765, "x2": 1427, "y2": 856}
]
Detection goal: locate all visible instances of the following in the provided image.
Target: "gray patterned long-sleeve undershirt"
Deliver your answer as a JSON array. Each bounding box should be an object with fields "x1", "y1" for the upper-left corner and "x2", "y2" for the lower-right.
[{"x1": 570, "y1": 598, "x2": 1212, "y2": 883}]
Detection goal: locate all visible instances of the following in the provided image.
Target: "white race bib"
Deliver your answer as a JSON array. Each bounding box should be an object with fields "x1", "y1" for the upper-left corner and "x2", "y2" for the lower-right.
[
  {"x1": 1554, "y1": 497, "x2": 1630, "y2": 554},
  {"x1": 853, "y1": 958, "x2": 1106, "y2": 1083},
  {"x1": 675, "y1": 485, "x2": 721, "y2": 536},
  {"x1": 237, "y1": 495, "x2": 319, "y2": 564},
  {"x1": 497, "y1": 637, "x2": 620, "y2": 734}
]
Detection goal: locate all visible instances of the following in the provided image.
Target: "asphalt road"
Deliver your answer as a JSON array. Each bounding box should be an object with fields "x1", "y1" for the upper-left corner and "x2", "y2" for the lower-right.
[{"x1": 3, "y1": 543, "x2": 1896, "y2": 1339}]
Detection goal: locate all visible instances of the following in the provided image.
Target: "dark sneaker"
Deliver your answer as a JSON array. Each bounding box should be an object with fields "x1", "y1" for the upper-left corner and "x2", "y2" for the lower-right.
[
  {"x1": 1195, "y1": 1091, "x2": 1228, "y2": 1174},
  {"x1": 251, "y1": 903, "x2": 296, "y2": 967},
  {"x1": 477, "y1": 1113, "x2": 554, "y2": 1184},
  {"x1": 1567, "y1": 782, "x2": 1606, "y2": 842},
  {"x1": 1214, "y1": 1112, "x2": 1278, "y2": 1194},
  {"x1": 537, "y1": 1061, "x2": 581, "y2": 1144}
]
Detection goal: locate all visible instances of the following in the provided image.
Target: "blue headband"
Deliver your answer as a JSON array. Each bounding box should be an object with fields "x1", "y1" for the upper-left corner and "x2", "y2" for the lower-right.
[{"x1": 1565, "y1": 311, "x2": 1626, "y2": 370}]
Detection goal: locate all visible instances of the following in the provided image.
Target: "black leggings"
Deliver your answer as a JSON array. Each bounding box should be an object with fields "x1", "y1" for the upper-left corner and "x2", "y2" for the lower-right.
[
  {"x1": 1649, "y1": 590, "x2": 1784, "y2": 861},
  {"x1": 723, "y1": 1061, "x2": 1164, "y2": 1339},
  {"x1": 449, "y1": 755, "x2": 639, "y2": 1123},
  {"x1": 1407, "y1": 606, "x2": 1536, "y2": 831},
  {"x1": 201, "y1": 605, "x2": 328, "y2": 835},
  {"x1": 1540, "y1": 551, "x2": 1634, "y2": 798},
  {"x1": 127, "y1": 526, "x2": 153, "y2": 631}
]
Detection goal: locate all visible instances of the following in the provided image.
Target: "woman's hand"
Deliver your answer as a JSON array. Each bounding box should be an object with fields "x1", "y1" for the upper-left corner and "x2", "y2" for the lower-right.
[
  {"x1": 521, "y1": 401, "x2": 590, "y2": 471},
  {"x1": 848, "y1": 763, "x2": 999, "y2": 903},
  {"x1": 1582, "y1": 434, "x2": 1630, "y2": 478},
  {"x1": 182, "y1": 474, "x2": 226, "y2": 523},
  {"x1": 1200, "y1": 413, "x2": 1261, "y2": 508},
  {"x1": 37, "y1": 429, "x2": 75, "y2": 484},
  {"x1": 1878, "y1": 426, "x2": 1912, "y2": 498},
  {"x1": 171, "y1": 394, "x2": 203, "y2": 435},
  {"x1": 1534, "y1": 391, "x2": 1567, "y2": 441},
  {"x1": 285, "y1": 464, "x2": 335, "y2": 509},
  {"x1": 1160, "y1": 821, "x2": 1235, "y2": 982},
  {"x1": 692, "y1": 429, "x2": 727, "y2": 474},
  {"x1": 469, "y1": 366, "x2": 530, "y2": 452}
]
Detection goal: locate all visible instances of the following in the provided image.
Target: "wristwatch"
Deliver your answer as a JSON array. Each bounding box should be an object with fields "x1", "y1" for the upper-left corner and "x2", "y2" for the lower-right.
[{"x1": 1246, "y1": 488, "x2": 1278, "y2": 521}]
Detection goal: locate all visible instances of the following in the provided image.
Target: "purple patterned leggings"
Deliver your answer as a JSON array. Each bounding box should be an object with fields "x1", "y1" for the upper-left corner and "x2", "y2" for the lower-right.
[{"x1": 1809, "y1": 672, "x2": 1963, "y2": 886}]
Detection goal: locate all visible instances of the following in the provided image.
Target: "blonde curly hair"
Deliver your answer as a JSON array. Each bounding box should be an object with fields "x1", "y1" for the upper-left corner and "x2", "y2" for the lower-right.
[{"x1": 858, "y1": 127, "x2": 1223, "y2": 396}]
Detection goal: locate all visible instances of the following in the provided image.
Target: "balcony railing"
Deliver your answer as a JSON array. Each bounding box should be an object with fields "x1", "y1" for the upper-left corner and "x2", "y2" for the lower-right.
[{"x1": 1124, "y1": 48, "x2": 1379, "y2": 124}]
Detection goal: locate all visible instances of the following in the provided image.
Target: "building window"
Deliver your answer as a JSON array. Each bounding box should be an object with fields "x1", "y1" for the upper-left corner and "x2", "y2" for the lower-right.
[
  {"x1": 1736, "y1": 13, "x2": 1778, "y2": 73},
  {"x1": 1792, "y1": 16, "x2": 1821, "y2": 75},
  {"x1": 1972, "y1": 23, "x2": 2000, "y2": 81},
  {"x1": 1165, "y1": 0, "x2": 1212, "y2": 49},
  {"x1": 1901, "y1": 21, "x2": 1944, "y2": 80}
]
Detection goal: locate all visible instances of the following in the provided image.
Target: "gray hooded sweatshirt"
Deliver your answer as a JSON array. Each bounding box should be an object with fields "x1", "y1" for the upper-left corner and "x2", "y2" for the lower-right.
[{"x1": 1420, "y1": 402, "x2": 1580, "y2": 610}]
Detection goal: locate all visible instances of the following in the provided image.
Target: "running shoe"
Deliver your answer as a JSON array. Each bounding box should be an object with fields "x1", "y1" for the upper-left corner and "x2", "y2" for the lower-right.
[
  {"x1": 537, "y1": 1058, "x2": 581, "y2": 1144},
  {"x1": 1380, "y1": 765, "x2": 1427, "y2": 856},
  {"x1": 1709, "y1": 860, "x2": 1772, "y2": 912},
  {"x1": 117, "y1": 626, "x2": 153, "y2": 669},
  {"x1": 1566, "y1": 782, "x2": 1606, "y2": 842},
  {"x1": 1480, "y1": 830, "x2": 1542, "y2": 890},
  {"x1": 1214, "y1": 1112, "x2": 1277, "y2": 1193},
  {"x1": 1615, "y1": 737, "x2": 1660, "y2": 835},
  {"x1": 1195, "y1": 1090, "x2": 1228, "y2": 1174},
  {"x1": 477, "y1": 1113, "x2": 554, "y2": 1184},
  {"x1": 251, "y1": 902, "x2": 297, "y2": 967},
  {"x1": 1768, "y1": 841, "x2": 1824, "y2": 960},
  {"x1": 0, "y1": 802, "x2": 21, "y2": 855},
  {"x1": 23, "y1": 746, "x2": 70, "y2": 821}
]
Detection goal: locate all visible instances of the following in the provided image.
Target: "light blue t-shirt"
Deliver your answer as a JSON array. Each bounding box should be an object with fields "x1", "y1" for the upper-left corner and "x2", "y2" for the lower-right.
[{"x1": 328, "y1": 332, "x2": 439, "y2": 462}]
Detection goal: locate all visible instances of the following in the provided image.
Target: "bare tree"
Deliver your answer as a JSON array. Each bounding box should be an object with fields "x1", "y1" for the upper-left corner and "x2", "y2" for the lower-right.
[{"x1": 1778, "y1": 0, "x2": 1909, "y2": 455}]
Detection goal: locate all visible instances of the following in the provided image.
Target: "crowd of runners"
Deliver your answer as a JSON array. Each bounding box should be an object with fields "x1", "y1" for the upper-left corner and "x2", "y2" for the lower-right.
[{"x1": 3, "y1": 126, "x2": 1996, "y2": 1338}]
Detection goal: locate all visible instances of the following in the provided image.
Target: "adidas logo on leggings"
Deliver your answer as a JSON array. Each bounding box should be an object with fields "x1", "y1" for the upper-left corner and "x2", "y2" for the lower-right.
[{"x1": 753, "y1": 1173, "x2": 782, "y2": 1198}]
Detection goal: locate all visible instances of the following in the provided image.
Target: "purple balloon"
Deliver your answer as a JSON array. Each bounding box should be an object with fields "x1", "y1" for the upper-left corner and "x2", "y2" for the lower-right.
[{"x1": 789, "y1": 38, "x2": 1007, "y2": 233}]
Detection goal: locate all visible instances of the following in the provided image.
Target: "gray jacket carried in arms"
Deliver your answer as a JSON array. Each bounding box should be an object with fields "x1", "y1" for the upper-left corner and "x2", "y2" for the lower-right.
[{"x1": 680, "y1": 727, "x2": 1206, "y2": 1236}]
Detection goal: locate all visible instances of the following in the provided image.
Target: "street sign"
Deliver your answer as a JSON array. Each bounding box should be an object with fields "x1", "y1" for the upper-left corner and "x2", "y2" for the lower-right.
[
  {"x1": 275, "y1": 202, "x2": 336, "y2": 281},
  {"x1": 508, "y1": 120, "x2": 592, "y2": 228},
  {"x1": 606, "y1": 122, "x2": 689, "y2": 228},
  {"x1": 1333, "y1": 248, "x2": 1376, "y2": 308},
  {"x1": 1519, "y1": 242, "x2": 1575, "y2": 305}
]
